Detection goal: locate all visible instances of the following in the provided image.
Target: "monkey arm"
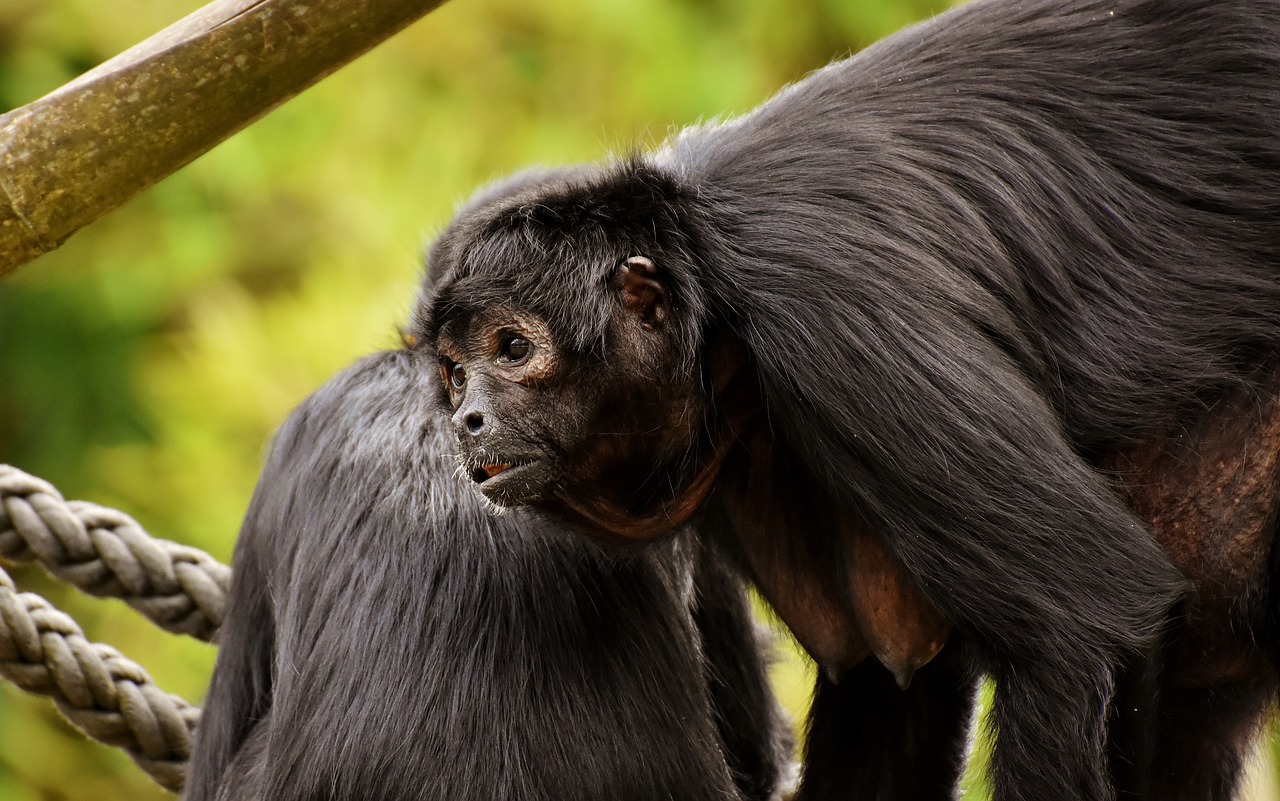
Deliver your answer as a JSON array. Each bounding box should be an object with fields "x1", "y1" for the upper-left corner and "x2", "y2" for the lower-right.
[
  {"x1": 182, "y1": 529, "x2": 275, "y2": 801},
  {"x1": 739, "y1": 306, "x2": 1186, "y2": 800}
]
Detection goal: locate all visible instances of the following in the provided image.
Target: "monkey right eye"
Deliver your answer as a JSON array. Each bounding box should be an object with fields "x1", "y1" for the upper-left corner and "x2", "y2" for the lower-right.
[{"x1": 449, "y1": 363, "x2": 468, "y2": 389}]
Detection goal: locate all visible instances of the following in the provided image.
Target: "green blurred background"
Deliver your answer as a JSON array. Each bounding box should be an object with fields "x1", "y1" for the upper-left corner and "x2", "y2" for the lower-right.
[{"x1": 1, "y1": 0, "x2": 1277, "y2": 798}]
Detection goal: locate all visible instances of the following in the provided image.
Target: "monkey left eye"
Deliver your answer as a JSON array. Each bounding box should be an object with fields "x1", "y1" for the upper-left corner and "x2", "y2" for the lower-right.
[{"x1": 498, "y1": 336, "x2": 531, "y2": 365}]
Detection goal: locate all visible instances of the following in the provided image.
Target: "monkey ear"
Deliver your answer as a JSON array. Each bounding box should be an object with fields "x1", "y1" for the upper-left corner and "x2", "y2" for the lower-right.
[{"x1": 614, "y1": 256, "x2": 668, "y2": 329}]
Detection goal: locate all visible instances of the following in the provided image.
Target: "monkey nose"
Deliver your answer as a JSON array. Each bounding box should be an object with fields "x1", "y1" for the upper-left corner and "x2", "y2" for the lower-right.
[{"x1": 452, "y1": 406, "x2": 486, "y2": 438}]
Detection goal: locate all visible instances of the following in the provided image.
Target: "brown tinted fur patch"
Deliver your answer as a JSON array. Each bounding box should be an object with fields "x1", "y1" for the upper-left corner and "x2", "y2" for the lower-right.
[
  {"x1": 548, "y1": 335, "x2": 753, "y2": 541},
  {"x1": 722, "y1": 423, "x2": 873, "y2": 673},
  {"x1": 717, "y1": 350, "x2": 949, "y2": 682},
  {"x1": 1106, "y1": 383, "x2": 1280, "y2": 599},
  {"x1": 1103, "y1": 381, "x2": 1280, "y2": 688}
]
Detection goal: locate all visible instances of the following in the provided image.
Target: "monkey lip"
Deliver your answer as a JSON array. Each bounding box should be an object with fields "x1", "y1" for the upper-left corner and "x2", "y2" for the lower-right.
[
  {"x1": 470, "y1": 459, "x2": 536, "y2": 486},
  {"x1": 464, "y1": 456, "x2": 555, "y2": 507}
]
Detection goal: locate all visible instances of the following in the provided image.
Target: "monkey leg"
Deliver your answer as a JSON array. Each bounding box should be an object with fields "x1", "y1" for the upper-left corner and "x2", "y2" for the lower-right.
[
  {"x1": 1147, "y1": 679, "x2": 1274, "y2": 801},
  {"x1": 797, "y1": 647, "x2": 975, "y2": 801},
  {"x1": 983, "y1": 653, "x2": 1124, "y2": 801},
  {"x1": 1106, "y1": 650, "x2": 1163, "y2": 801},
  {"x1": 1111, "y1": 675, "x2": 1276, "y2": 801},
  {"x1": 1102, "y1": 378, "x2": 1280, "y2": 800},
  {"x1": 1108, "y1": 639, "x2": 1277, "y2": 801},
  {"x1": 694, "y1": 546, "x2": 796, "y2": 801}
]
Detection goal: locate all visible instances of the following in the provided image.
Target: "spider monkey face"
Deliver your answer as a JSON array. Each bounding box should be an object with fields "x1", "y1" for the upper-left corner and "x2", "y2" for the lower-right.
[
  {"x1": 436, "y1": 306, "x2": 574, "y2": 507},
  {"x1": 434, "y1": 258, "x2": 712, "y2": 535}
]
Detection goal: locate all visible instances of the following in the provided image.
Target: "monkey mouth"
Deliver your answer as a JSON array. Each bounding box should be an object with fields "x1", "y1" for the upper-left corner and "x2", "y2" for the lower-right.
[
  {"x1": 470, "y1": 459, "x2": 535, "y2": 485},
  {"x1": 462, "y1": 454, "x2": 555, "y2": 507}
]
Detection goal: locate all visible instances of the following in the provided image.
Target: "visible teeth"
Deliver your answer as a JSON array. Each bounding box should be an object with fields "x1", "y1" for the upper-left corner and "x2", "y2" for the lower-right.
[{"x1": 483, "y1": 463, "x2": 512, "y2": 478}]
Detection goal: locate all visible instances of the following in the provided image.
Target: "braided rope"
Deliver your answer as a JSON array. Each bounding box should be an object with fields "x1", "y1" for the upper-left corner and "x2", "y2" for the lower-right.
[
  {"x1": 0, "y1": 465, "x2": 229, "y2": 641},
  {"x1": 0, "y1": 561, "x2": 199, "y2": 791}
]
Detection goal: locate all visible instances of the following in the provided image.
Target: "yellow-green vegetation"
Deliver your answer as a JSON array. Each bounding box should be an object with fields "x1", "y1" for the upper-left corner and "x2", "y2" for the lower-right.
[{"x1": 0, "y1": 1, "x2": 1276, "y2": 799}]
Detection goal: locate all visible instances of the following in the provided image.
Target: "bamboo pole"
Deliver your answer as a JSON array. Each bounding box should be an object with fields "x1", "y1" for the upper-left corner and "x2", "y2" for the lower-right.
[{"x1": 0, "y1": 0, "x2": 450, "y2": 277}]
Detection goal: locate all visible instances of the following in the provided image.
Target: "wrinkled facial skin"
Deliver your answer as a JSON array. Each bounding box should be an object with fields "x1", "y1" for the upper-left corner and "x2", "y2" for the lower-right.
[
  {"x1": 435, "y1": 258, "x2": 733, "y2": 540},
  {"x1": 437, "y1": 307, "x2": 569, "y2": 506}
]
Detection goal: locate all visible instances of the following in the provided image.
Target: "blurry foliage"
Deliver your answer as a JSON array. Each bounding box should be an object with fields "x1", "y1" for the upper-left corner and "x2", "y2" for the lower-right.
[{"x1": 1, "y1": 0, "x2": 1275, "y2": 799}]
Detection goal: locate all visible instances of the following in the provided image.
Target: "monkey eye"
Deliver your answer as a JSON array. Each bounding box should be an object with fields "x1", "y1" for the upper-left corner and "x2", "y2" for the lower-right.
[
  {"x1": 498, "y1": 335, "x2": 531, "y2": 365},
  {"x1": 449, "y1": 362, "x2": 468, "y2": 389}
]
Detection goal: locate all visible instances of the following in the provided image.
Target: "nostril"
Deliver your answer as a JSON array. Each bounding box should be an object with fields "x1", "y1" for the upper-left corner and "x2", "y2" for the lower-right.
[{"x1": 464, "y1": 412, "x2": 485, "y2": 435}]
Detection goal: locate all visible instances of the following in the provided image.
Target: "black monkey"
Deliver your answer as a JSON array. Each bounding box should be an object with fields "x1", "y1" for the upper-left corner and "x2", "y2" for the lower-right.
[
  {"x1": 183, "y1": 350, "x2": 793, "y2": 801},
  {"x1": 417, "y1": 0, "x2": 1280, "y2": 799}
]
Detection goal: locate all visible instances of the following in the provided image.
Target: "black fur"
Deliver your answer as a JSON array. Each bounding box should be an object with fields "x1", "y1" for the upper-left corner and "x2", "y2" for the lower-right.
[
  {"x1": 183, "y1": 351, "x2": 792, "y2": 801},
  {"x1": 419, "y1": 1, "x2": 1280, "y2": 799}
]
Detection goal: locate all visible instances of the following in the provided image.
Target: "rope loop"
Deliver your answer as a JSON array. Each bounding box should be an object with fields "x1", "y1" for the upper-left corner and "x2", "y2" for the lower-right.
[
  {"x1": 0, "y1": 563, "x2": 198, "y2": 792},
  {"x1": 0, "y1": 465, "x2": 229, "y2": 641}
]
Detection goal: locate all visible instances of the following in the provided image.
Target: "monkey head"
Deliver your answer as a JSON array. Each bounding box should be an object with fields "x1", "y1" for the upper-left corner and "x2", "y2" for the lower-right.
[
  {"x1": 432, "y1": 257, "x2": 738, "y2": 539},
  {"x1": 421, "y1": 166, "x2": 746, "y2": 540}
]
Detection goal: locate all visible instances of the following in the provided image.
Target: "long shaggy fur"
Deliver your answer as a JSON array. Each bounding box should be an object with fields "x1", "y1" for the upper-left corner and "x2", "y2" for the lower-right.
[
  {"x1": 419, "y1": 1, "x2": 1280, "y2": 799},
  {"x1": 183, "y1": 351, "x2": 792, "y2": 801}
]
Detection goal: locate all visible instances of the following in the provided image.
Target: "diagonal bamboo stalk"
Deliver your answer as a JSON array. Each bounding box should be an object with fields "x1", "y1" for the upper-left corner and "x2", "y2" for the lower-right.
[{"x1": 0, "y1": 0, "x2": 450, "y2": 277}]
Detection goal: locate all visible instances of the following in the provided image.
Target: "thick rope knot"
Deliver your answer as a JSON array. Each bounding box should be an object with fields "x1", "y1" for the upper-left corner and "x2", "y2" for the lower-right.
[
  {"x1": 0, "y1": 564, "x2": 200, "y2": 792},
  {"x1": 0, "y1": 465, "x2": 229, "y2": 641}
]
